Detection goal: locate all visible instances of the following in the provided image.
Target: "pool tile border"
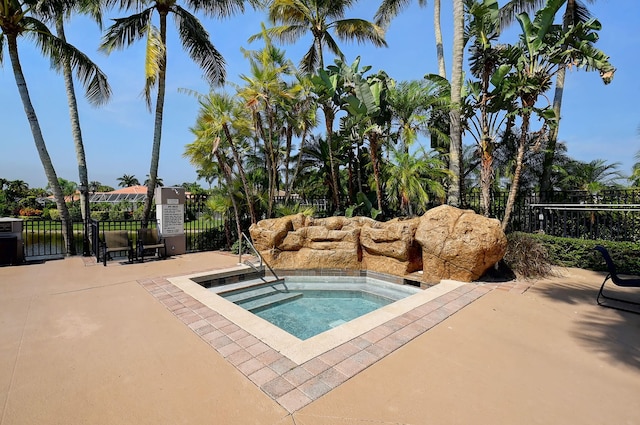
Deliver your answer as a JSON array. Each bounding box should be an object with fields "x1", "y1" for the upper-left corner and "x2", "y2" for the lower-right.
[{"x1": 138, "y1": 275, "x2": 499, "y2": 413}]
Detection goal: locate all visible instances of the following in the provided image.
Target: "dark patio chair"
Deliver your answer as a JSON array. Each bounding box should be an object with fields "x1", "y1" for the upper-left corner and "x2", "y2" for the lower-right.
[
  {"x1": 137, "y1": 228, "x2": 166, "y2": 263},
  {"x1": 102, "y1": 230, "x2": 134, "y2": 266},
  {"x1": 594, "y1": 245, "x2": 640, "y2": 314}
]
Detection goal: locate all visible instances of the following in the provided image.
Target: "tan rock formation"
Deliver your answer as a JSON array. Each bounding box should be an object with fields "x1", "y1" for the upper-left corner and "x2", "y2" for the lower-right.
[
  {"x1": 360, "y1": 218, "x2": 422, "y2": 275},
  {"x1": 249, "y1": 214, "x2": 361, "y2": 270},
  {"x1": 414, "y1": 205, "x2": 507, "y2": 283},
  {"x1": 249, "y1": 206, "x2": 507, "y2": 282}
]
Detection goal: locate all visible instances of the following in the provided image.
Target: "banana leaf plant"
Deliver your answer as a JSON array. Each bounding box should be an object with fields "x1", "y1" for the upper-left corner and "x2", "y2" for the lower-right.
[{"x1": 492, "y1": 0, "x2": 614, "y2": 231}]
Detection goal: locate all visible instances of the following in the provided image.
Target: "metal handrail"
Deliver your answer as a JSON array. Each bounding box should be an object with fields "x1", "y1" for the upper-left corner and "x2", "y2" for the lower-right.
[{"x1": 239, "y1": 232, "x2": 280, "y2": 281}]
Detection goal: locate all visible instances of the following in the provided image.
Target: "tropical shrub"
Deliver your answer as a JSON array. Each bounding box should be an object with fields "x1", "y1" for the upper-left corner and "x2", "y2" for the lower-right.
[
  {"x1": 108, "y1": 209, "x2": 128, "y2": 220},
  {"x1": 67, "y1": 204, "x2": 82, "y2": 221},
  {"x1": 504, "y1": 233, "x2": 640, "y2": 276},
  {"x1": 530, "y1": 234, "x2": 640, "y2": 275},
  {"x1": 91, "y1": 211, "x2": 110, "y2": 221}
]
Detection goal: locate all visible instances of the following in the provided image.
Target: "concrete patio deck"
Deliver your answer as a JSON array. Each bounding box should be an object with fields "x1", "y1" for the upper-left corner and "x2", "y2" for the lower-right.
[{"x1": 0, "y1": 251, "x2": 638, "y2": 424}]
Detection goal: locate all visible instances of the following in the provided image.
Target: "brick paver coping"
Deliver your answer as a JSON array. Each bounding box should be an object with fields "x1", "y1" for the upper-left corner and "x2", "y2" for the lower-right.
[{"x1": 138, "y1": 276, "x2": 527, "y2": 413}]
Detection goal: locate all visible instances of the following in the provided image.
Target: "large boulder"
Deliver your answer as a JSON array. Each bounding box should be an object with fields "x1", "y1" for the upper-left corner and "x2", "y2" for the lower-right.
[
  {"x1": 248, "y1": 215, "x2": 294, "y2": 251},
  {"x1": 414, "y1": 205, "x2": 507, "y2": 283},
  {"x1": 360, "y1": 217, "x2": 422, "y2": 275}
]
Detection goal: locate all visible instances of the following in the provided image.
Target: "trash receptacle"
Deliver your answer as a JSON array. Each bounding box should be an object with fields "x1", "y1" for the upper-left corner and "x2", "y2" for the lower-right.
[
  {"x1": 0, "y1": 218, "x2": 24, "y2": 265},
  {"x1": 0, "y1": 235, "x2": 18, "y2": 266}
]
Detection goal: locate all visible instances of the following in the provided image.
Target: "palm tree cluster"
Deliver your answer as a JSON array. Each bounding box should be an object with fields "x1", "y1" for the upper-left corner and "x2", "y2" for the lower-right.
[{"x1": 1, "y1": 0, "x2": 624, "y2": 254}]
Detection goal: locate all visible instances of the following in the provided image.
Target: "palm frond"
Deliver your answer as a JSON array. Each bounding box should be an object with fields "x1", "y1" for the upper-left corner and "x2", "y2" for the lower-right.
[
  {"x1": 565, "y1": 0, "x2": 591, "y2": 27},
  {"x1": 268, "y1": 0, "x2": 310, "y2": 25},
  {"x1": 249, "y1": 24, "x2": 308, "y2": 44},
  {"x1": 24, "y1": 17, "x2": 112, "y2": 105},
  {"x1": 143, "y1": 23, "x2": 163, "y2": 109},
  {"x1": 183, "y1": 0, "x2": 246, "y2": 18},
  {"x1": 100, "y1": 8, "x2": 153, "y2": 53},
  {"x1": 333, "y1": 19, "x2": 387, "y2": 47},
  {"x1": 323, "y1": 0, "x2": 358, "y2": 21},
  {"x1": 322, "y1": 32, "x2": 343, "y2": 58},
  {"x1": 102, "y1": 0, "x2": 146, "y2": 11},
  {"x1": 31, "y1": 0, "x2": 77, "y2": 21},
  {"x1": 499, "y1": 0, "x2": 545, "y2": 30},
  {"x1": 0, "y1": 33, "x2": 4, "y2": 65},
  {"x1": 173, "y1": 5, "x2": 225, "y2": 86},
  {"x1": 374, "y1": 0, "x2": 413, "y2": 28},
  {"x1": 300, "y1": 42, "x2": 319, "y2": 74}
]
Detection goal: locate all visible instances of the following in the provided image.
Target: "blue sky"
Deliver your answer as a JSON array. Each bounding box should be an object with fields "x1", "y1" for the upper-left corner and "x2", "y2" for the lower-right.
[{"x1": 1, "y1": 0, "x2": 637, "y2": 189}]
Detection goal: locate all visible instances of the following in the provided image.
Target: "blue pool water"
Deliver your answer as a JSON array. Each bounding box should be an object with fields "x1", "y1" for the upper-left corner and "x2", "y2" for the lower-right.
[
  {"x1": 253, "y1": 290, "x2": 392, "y2": 340},
  {"x1": 218, "y1": 277, "x2": 420, "y2": 340}
]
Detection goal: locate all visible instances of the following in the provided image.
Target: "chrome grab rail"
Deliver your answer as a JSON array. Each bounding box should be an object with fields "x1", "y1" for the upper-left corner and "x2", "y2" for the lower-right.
[{"x1": 239, "y1": 232, "x2": 280, "y2": 281}]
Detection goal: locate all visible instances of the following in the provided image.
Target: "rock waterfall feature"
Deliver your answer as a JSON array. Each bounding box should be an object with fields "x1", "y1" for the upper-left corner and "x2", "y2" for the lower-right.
[{"x1": 249, "y1": 205, "x2": 507, "y2": 283}]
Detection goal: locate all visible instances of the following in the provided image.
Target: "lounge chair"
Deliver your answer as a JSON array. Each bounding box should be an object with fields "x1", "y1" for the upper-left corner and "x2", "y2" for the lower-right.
[
  {"x1": 102, "y1": 230, "x2": 134, "y2": 266},
  {"x1": 593, "y1": 245, "x2": 640, "y2": 313},
  {"x1": 137, "y1": 228, "x2": 166, "y2": 263}
]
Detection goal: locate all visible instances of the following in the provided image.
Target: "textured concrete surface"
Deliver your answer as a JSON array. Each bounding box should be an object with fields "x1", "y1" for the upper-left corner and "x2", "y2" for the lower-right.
[{"x1": 1, "y1": 253, "x2": 638, "y2": 424}]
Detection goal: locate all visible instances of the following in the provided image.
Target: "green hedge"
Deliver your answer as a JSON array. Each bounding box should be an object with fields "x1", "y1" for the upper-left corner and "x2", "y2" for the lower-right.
[{"x1": 514, "y1": 233, "x2": 640, "y2": 275}]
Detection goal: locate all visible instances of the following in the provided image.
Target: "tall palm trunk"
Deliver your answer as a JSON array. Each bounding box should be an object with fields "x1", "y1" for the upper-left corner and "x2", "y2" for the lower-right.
[
  {"x1": 266, "y1": 108, "x2": 278, "y2": 217},
  {"x1": 286, "y1": 127, "x2": 309, "y2": 203},
  {"x1": 215, "y1": 152, "x2": 242, "y2": 247},
  {"x1": 434, "y1": 0, "x2": 446, "y2": 78},
  {"x1": 222, "y1": 123, "x2": 256, "y2": 224},
  {"x1": 479, "y1": 65, "x2": 493, "y2": 217},
  {"x1": 323, "y1": 105, "x2": 341, "y2": 211},
  {"x1": 501, "y1": 112, "x2": 530, "y2": 231},
  {"x1": 142, "y1": 11, "x2": 168, "y2": 228},
  {"x1": 539, "y1": 66, "x2": 565, "y2": 197},
  {"x1": 315, "y1": 35, "x2": 340, "y2": 212},
  {"x1": 540, "y1": 0, "x2": 577, "y2": 198},
  {"x1": 7, "y1": 34, "x2": 74, "y2": 255},
  {"x1": 447, "y1": 0, "x2": 464, "y2": 207},
  {"x1": 369, "y1": 133, "x2": 383, "y2": 213},
  {"x1": 56, "y1": 17, "x2": 91, "y2": 255}
]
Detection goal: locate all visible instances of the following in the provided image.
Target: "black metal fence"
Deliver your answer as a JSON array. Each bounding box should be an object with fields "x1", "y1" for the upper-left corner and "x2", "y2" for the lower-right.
[
  {"x1": 22, "y1": 219, "x2": 72, "y2": 260},
  {"x1": 463, "y1": 189, "x2": 640, "y2": 241},
  {"x1": 14, "y1": 189, "x2": 640, "y2": 262}
]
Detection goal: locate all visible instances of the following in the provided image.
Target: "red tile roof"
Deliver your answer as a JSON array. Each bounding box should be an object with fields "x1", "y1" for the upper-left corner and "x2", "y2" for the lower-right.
[{"x1": 108, "y1": 185, "x2": 149, "y2": 194}]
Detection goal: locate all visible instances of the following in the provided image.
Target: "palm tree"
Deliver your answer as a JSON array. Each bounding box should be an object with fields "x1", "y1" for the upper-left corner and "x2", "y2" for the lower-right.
[
  {"x1": 187, "y1": 119, "x2": 243, "y2": 247},
  {"x1": 385, "y1": 147, "x2": 448, "y2": 215},
  {"x1": 101, "y1": 0, "x2": 250, "y2": 227},
  {"x1": 336, "y1": 58, "x2": 393, "y2": 213},
  {"x1": 37, "y1": 0, "x2": 111, "y2": 255},
  {"x1": 238, "y1": 32, "x2": 299, "y2": 217},
  {"x1": 1, "y1": 0, "x2": 111, "y2": 255},
  {"x1": 375, "y1": 0, "x2": 446, "y2": 78},
  {"x1": 465, "y1": 0, "x2": 513, "y2": 216},
  {"x1": 299, "y1": 134, "x2": 341, "y2": 201},
  {"x1": 447, "y1": 0, "x2": 465, "y2": 207},
  {"x1": 190, "y1": 91, "x2": 257, "y2": 224},
  {"x1": 281, "y1": 73, "x2": 317, "y2": 204},
  {"x1": 6, "y1": 180, "x2": 29, "y2": 199},
  {"x1": 495, "y1": 0, "x2": 614, "y2": 230},
  {"x1": 254, "y1": 0, "x2": 387, "y2": 74},
  {"x1": 144, "y1": 175, "x2": 163, "y2": 188},
  {"x1": 557, "y1": 159, "x2": 624, "y2": 193},
  {"x1": 117, "y1": 174, "x2": 140, "y2": 187},
  {"x1": 387, "y1": 79, "x2": 443, "y2": 153},
  {"x1": 499, "y1": 0, "x2": 605, "y2": 196},
  {"x1": 311, "y1": 62, "x2": 347, "y2": 211}
]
